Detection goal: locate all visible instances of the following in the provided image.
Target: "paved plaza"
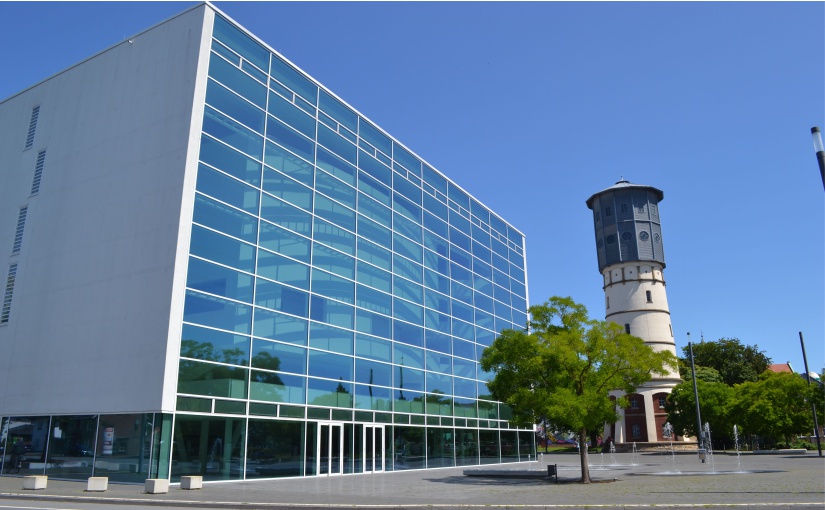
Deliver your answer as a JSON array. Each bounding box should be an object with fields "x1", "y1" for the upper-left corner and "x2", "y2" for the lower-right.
[{"x1": 0, "y1": 451, "x2": 823, "y2": 509}]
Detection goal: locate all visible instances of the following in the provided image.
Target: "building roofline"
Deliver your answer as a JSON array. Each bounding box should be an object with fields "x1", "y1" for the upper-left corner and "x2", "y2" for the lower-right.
[{"x1": 585, "y1": 179, "x2": 665, "y2": 209}]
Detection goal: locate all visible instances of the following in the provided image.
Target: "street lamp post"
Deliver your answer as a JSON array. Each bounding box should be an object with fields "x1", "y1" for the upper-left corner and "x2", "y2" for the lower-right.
[
  {"x1": 688, "y1": 334, "x2": 705, "y2": 462},
  {"x1": 812, "y1": 127, "x2": 825, "y2": 190},
  {"x1": 799, "y1": 332, "x2": 823, "y2": 457}
]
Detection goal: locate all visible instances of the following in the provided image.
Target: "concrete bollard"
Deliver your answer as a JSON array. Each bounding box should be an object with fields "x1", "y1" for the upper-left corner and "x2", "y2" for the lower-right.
[
  {"x1": 23, "y1": 475, "x2": 48, "y2": 490},
  {"x1": 180, "y1": 475, "x2": 203, "y2": 490},
  {"x1": 144, "y1": 478, "x2": 169, "y2": 494},
  {"x1": 86, "y1": 476, "x2": 108, "y2": 492}
]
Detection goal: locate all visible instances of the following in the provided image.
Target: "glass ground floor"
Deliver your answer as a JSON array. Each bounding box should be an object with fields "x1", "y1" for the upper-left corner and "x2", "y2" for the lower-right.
[{"x1": 1, "y1": 411, "x2": 536, "y2": 482}]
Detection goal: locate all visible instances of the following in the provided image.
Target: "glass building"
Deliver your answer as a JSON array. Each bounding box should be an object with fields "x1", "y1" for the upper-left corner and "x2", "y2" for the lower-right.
[{"x1": 0, "y1": 4, "x2": 532, "y2": 482}]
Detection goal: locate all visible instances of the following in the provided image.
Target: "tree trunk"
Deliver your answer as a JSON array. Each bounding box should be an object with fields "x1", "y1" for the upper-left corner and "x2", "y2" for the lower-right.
[{"x1": 579, "y1": 428, "x2": 591, "y2": 483}]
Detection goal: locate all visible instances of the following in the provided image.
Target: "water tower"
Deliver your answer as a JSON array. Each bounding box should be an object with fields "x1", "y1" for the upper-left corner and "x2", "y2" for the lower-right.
[{"x1": 586, "y1": 180, "x2": 681, "y2": 445}]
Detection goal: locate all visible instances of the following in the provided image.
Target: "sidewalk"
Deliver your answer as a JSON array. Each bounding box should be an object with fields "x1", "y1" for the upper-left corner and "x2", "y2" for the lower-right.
[{"x1": 1, "y1": 451, "x2": 823, "y2": 509}]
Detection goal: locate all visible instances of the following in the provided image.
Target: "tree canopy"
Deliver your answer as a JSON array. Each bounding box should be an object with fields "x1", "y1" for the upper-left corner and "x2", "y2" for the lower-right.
[
  {"x1": 480, "y1": 296, "x2": 677, "y2": 483},
  {"x1": 681, "y1": 338, "x2": 770, "y2": 386}
]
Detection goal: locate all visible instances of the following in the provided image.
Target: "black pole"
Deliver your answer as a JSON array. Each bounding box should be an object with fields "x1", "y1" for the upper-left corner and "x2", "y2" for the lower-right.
[
  {"x1": 688, "y1": 339, "x2": 704, "y2": 452},
  {"x1": 812, "y1": 127, "x2": 825, "y2": 191},
  {"x1": 799, "y1": 332, "x2": 822, "y2": 457}
]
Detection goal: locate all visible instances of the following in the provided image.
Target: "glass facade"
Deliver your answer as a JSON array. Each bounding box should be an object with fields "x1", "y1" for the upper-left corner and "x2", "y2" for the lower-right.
[
  {"x1": 170, "y1": 14, "x2": 532, "y2": 481},
  {"x1": 0, "y1": 414, "x2": 172, "y2": 482},
  {"x1": 0, "y1": 9, "x2": 532, "y2": 484}
]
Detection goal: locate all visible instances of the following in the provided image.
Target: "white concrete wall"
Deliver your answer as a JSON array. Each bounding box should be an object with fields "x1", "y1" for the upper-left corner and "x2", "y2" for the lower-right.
[
  {"x1": 603, "y1": 261, "x2": 679, "y2": 380},
  {"x1": 0, "y1": 5, "x2": 210, "y2": 416}
]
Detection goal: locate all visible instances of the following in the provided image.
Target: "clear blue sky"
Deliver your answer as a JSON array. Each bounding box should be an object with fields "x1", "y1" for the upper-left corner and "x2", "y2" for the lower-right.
[{"x1": 2, "y1": 2, "x2": 823, "y2": 375}]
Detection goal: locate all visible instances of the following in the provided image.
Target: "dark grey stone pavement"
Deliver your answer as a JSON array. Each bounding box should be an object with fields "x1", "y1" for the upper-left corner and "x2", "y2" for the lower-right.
[{"x1": 1, "y1": 451, "x2": 823, "y2": 509}]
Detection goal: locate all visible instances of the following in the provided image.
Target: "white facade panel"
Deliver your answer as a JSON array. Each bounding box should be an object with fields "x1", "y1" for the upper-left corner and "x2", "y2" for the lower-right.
[{"x1": 0, "y1": 5, "x2": 210, "y2": 416}]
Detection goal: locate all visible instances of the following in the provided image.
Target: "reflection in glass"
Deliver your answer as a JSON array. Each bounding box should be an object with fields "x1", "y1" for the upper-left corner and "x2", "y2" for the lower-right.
[{"x1": 171, "y1": 415, "x2": 245, "y2": 482}]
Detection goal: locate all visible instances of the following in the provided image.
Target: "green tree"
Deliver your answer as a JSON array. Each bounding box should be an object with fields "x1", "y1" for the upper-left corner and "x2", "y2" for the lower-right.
[
  {"x1": 480, "y1": 296, "x2": 676, "y2": 483},
  {"x1": 677, "y1": 362, "x2": 723, "y2": 383},
  {"x1": 665, "y1": 380, "x2": 734, "y2": 442},
  {"x1": 728, "y1": 371, "x2": 818, "y2": 447},
  {"x1": 681, "y1": 338, "x2": 770, "y2": 386}
]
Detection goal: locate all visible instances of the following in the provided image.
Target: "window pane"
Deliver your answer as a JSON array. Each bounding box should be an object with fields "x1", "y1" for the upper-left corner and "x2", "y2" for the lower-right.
[
  {"x1": 255, "y1": 278, "x2": 309, "y2": 316},
  {"x1": 184, "y1": 290, "x2": 252, "y2": 334},
  {"x1": 309, "y1": 321, "x2": 353, "y2": 354},
  {"x1": 213, "y1": 16, "x2": 269, "y2": 71},
  {"x1": 257, "y1": 249, "x2": 309, "y2": 289},
  {"x1": 355, "y1": 308, "x2": 391, "y2": 338},
  {"x1": 315, "y1": 194, "x2": 356, "y2": 232},
  {"x1": 359, "y1": 119, "x2": 391, "y2": 155},
  {"x1": 268, "y1": 90, "x2": 315, "y2": 138},
  {"x1": 267, "y1": 116, "x2": 314, "y2": 162},
  {"x1": 317, "y1": 147, "x2": 356, "y2": 186},
  {"x1": 356, "y1": 261, "x2": 391, "y2": 293},
  {"x1": 259, "y1": 221, "x2": 311, "y2": 263},
  {"x1": 358, "y1": 170, "x2": 391, "y2": 205},
  {"x1": 197, "y1": 164, "x2": 259, "y2": 214},
  {"x1": 358, "y1": 150, "x2": 391, "y2": 186},
  {"x1": 250, "y1": 370, "x2": 306, "y2": 404},
  {"x1": 358, "y1": 215, "x2": 391, "y2": 249},
  {"x1": 271, "y1": 54, "x2": 318, "y2": 105},
  {"x1": 319, "y1": 90, "x2": 357, "y2": 132},
  {"x1": 393, "y1": 321, "x2": 423, "y2": 347},
  {"x1": 190, "y1": 225, "x2": 255, "y2": 272},
  {"x1": 312, "y1": 243, "x2": 355, "y2": 279},
  {"x1": 316, "y1": 170, "x2": 356, "y2": 209},
  {"x1": 203, "y1": 106, "x2": 263, "y2": 159},
  {"x1": 264, "y1": 140, "x2": 313, "y2": 186},
  {"x1": 357, "y1": 238, "x2": 391, "y2": 270},
  {"x1": 356, "y1": 284, "x2": 392, "y2": 316},
  {"x1": 314, "y1": 218, "x2": 355, "y2": 255},
  {"x1": 318, "y1": 124, "x2": 356, "y2": 164},
  {"x1": 311, "y1": 268, "x2": 354, "y2": 303},
  {"x1": 206, "y1": 79, "x2": 264, "y2": 133},
  {"x1": 181, "y1": 324, "x2": 250, "y2": 366},
  {"x1": 209, "y1": 53, "x2": 266, "y2": 107},
  {"x1": 178, "y1": 359, "x2": 248, "y2": 398},
  {"x1": 358, "y1": 194, "x2": 391, "y2": 227},
  {"x1": 187, "y1": 257, "x2": 253, "y2": 303},
  {"x1": 194, "y1": 194, "x2": 257, "y2": 244},
  {"x1": 310, "y1": 295, "x2": 354, "y2": 329},
  {"x1": 307, "y1": 377, "x2": 353, "y2": 408},
  {"x1": 261, "y1": 193, "x2": 312, "y2": 235},
  {"x1": 253, "y1": 308, "x2": 308, "y2": 345},
  {"x1": 251, "y1": 339, "x2": 306, "y2": 374},
  {"x1": 355, "y1": 334, "x2": 391, "y2": 362},
  {"x1": 308, "y1": 351, "x2": 353, "y2": 380},
  {"x1": 200, "y1": 135, "x2": 261, "y2": 186}
]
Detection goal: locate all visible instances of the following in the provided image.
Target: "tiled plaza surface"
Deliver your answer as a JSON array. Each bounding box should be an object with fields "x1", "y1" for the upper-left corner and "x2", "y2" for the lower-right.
[{"x1": 0, "y1": 451, "x2": 823, "y2": 509}]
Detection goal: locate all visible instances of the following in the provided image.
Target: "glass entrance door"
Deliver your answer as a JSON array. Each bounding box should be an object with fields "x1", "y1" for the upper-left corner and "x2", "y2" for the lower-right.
[
  {"x1": 363, "y1": 424, "x2": 384, "y2": 473},
  {"x1": 317, "y1": 423, "x2": 344, "y2": 476}
]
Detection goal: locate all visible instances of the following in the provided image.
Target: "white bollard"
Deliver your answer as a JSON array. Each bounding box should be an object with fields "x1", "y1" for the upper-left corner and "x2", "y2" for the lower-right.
[
  {"x1": 180, "y1": 475, "x2": 203, "y2": 490},
  {"x1": 23, "y1": 475, "x2": 48, "y2": 490},
  {"x1": 144, "y1": 478, "x2": 169, "y2": 494},
  {"x1": 86, "y1": 476, "x2": 108, "y2": 492}
]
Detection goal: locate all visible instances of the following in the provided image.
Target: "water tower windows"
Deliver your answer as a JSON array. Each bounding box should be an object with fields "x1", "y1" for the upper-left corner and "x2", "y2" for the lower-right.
[
  {"x1": 669, "y1": 324, "x2": 673, "y2": 337},
  {"x1": 606, "y1": 235, "x2": 615, "y2": 244},
  {"x1": 605, "y1": 206, "x2": 612, "y2": 217},
  {"x1": 595, "y1": 211, "x2": 600, "y2": 222},
  {"x1": 606, "y1": 296, "x2": 610, "y2": 309},
  {"x1": 630, "y1": 397, "x2": 638, "y2": 409},
  {"x1": 624, "y1": 324, "x2": 630, "y2": 334},
  {"x1": 620, "y1": 204, "x2": 627, "y2": 213},
  {"x1": 621, "y1": 232, "x2": 632, "y2": 242},
  {"x1": 646, "y1": 290, "x2": 652, "y2": 303},
  {"x1": 631, "y1": 424, "x2": 641, "y2": 439}
]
